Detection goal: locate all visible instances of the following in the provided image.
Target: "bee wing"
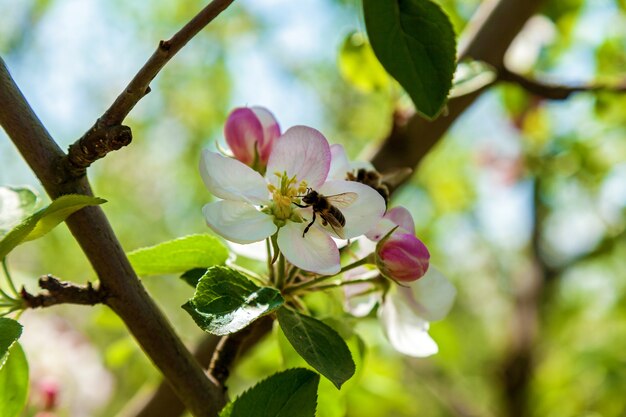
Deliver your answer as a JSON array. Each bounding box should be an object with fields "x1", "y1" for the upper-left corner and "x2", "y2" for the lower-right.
[
  {"x1": 319, "y1": 212, "x2": 346, "y2": 239},
  {"x1": 381, "y1": 167, "x2": 413, "y2": 188},
  {"x1": 325, "y1": 192, "x2": 358, "y2": 209}
]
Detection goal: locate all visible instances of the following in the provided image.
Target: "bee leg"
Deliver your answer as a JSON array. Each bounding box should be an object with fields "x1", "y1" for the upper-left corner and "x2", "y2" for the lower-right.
[
  {"x1": 302, "y1": 211, "x2": 316, "y2": 238},
  {"x1": 293, "y1": 202, "x2": 307, "y2": 208}
]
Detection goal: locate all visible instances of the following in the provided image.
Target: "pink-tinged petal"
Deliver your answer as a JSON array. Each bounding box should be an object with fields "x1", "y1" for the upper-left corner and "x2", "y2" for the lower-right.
[
  {"x1": 328, "y1": 144, "x2": 351, "y2": 180},
  {"x1": 366, "y1": 206, "x2": 415, "y2": 241},
  {"x1": 203, "y1": 200, "x2": 277, "y2": 244},
  {"x1": 277, "y1": 221, "x2": 340, "y2": 275},
  {"x1": 400, "y1": 267, "x2": 456, "y2": 322},
  {"x1": 365, "y1": 217, "x2": 396, "y2": 242},
  {"x1": 317, "y1": 180, "x2": 385, "y2": 239},
  {"x1": 266, "y1": 126, "x2": 331, "y2": 189},
  {"x1": 224, "y1": 107, "x2": 264, "y2": 165},
  {"x1": 250, "y1": 106, "x2": 280, "y2": 163},
  {"x1": 379, "y1": 289, "x2": 439, "y2": 357},
  {"x1": 385, "y1": 206, "x2": 415, "y2": 234},
  {"x1": 200, "y1": 150, "x2": 269, "y2": 204}
]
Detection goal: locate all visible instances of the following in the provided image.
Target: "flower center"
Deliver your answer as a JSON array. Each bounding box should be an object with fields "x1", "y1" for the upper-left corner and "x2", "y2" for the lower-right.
[{"x1": 266, "y1": 171, "x2": 308, "y2": 222}]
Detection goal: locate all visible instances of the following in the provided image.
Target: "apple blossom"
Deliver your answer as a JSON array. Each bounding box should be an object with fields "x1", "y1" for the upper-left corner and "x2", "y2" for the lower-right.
[
  {"x1": 200, "y1": 125, "x2": 385, "y2": 275},
  {"x1": 379, "y1": 267, "x2": 456, "y2": 357},
  {"x1": 224, "y1": 106, "x2": 280, "y2": 170}
]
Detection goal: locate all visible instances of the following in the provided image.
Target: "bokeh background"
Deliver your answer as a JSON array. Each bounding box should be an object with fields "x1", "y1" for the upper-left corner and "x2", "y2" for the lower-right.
[{"x1": 1, "y1": 0, "x2": 625, "y2": 416}]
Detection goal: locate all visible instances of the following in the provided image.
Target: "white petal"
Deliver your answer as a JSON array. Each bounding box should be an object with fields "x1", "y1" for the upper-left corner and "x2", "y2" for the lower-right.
[
  {"x1": 203, "y1": 200, "x2": 277, "y2": 244},
  {"x1": 379, "y1": 289, "x2": 439, "y2": 357},
  {"x1": 402, "y1": 267, "x2": 456, "y2": 322},
  {"x1": 343, "y1": 267, "x2": 381, "y2": 317},
  {"x1": 318, "y1": 180, "x2": 385, "y2": 239},
  {"x1": 266, "y1": 126, "x2": 331, "y2": 189},
  {"x1": 228, "y1": 240, "x2": 269, "y2": 261},
  {"x1": 328, "y1": 144, "x2": 351, "y2": 180},
  {"x1": 200, "y1": 150, "x2": 269, "y2": 204},
  {"x1": 364, "y1": 218, "x2": 397, "y2": 242},
  {"x1": 277, "y1": 221, "x2": 340, "y2": 275},
  {"x1": 328, "y1": 144, "x2": 375, "y2": 180}
]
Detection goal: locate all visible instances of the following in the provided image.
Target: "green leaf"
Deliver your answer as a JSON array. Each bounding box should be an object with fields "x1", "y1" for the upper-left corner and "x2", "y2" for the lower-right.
[
  {"x1": 0, "y1": 186, "x2": 38, "y2": 238},
  {"x1": 277, "y1": 307, "x2": 355, "y2": 389},
  {"x1": 338, "y1": 31, "x2": 391, "y2": 93},
  {"x1": 220, "y1": 368, "x2": 319, "y2": 417},
  {"x1": 183, "y1": 266, "x2": 283, "y2": 335},
  {"x1": 180, "y1": 268, "x2": 208, "y2": 288},
  {"x1": 0, "y1": 318, "x2": 22, "y2": 370},
  {"x1": 0, "y1": 343, "x2": 29, "y2": 417},
  {"x1": 0, "y1": 194, "x2": 106, "y2": 259},
  {"x1": 363, "y1": 0, "x2": 457, "y2": 119},
  {"x1": 128, "y1": 234, "x2": 228, "y2": 276}
]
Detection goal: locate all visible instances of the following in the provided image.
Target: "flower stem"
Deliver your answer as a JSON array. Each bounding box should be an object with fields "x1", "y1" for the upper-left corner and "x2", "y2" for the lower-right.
[
  {"x1": 276, "y1": 253, "x2": 286, "y2": 289},
  {"x1": 266, "y1": 238, "x2": 274, "y2": 282},
  {"x1": 284, "y1": 253, "x2": 375, "y2": 294},
  {"x1": 0, "y1": 306, "x2": 20, "y2": 317},
  {"x1": 2, "y1": 258, "x2": 19, "y2": 297},
  {"x1": 339, "y1": 253, "x2": 376, "y2": 274},
  {"x1": 228, "y1": 263, "x2": 266, "y2": 285},
  {"x1": 308, "y1": 276, "x2": 382, "y2": 292},
  {"x1": 270, "y1": 234, "x2": 280, "y2": 264},
  {"x1": 0, "y1": 286, "x2": 15, "y2": 303},
  {"x1": 286, "y1": 266, "x2": 300, "y2": 285}
]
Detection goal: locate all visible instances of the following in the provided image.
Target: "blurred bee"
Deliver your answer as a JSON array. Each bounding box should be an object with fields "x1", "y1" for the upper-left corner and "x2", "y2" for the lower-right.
[
  {"x1": 346, "y1": 167, "x2": 412, "y2": 205},
  {"x1": 295, "y1": 189, "x2": 357, "y2": 239}
]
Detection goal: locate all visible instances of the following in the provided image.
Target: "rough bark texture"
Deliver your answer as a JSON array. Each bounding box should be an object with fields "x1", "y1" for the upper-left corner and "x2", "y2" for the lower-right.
[{"x1": 1, "y1": 57, "x2": 224, "y2": 417}]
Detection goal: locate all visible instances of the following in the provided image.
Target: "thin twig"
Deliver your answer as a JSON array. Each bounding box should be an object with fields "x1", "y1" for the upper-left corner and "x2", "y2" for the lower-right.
[
  {"x1": 63, "y1": 0, "x2": 236, "y2": 177},
  {"x1": 20, "y1": 275, "x2": 106, "y2": 308},
  {"x1": 498, "y1": 67, "x2": 626, "y2": 100}
]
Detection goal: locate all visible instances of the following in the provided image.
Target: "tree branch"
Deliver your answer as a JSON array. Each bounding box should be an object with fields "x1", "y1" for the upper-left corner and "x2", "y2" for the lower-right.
[
  {"x1": 125, "y1": 316, "x2": 274, "y2": 417},
  {"x1": 370, "y1": 0, "x2": 545, "y2": 174},
  {"x1": 0, "y1": 57, "x2": 224, "y2": 417},
  {"x1": 208, "y1": 317, "x2": 272, "y2": 388},
  {"x1": 499, "y1": 178, "x2": 544, "y2": 417},
  {"x1": 499, "y1": 67, "x2": 626, "y2": 100},
  {"x1": 63, "y1": 0, "x2": 236, "y2": 177},
  {"x1": 20, "y1": 275, "x2": 106, "y2": 308}
]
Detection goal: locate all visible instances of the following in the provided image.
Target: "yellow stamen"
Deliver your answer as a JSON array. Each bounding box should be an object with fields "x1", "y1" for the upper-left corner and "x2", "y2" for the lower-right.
[{"x1": 266, "y1": 171, "x2": 306, "y2": 221}]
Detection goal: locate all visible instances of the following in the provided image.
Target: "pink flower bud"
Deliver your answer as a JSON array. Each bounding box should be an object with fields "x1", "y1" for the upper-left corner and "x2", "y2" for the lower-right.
[
  {"x1": 224, "y1": 106, "x2": 280, "y2": 167},
  {"x1": 376, "y1": 232, "x2": 430, "y2": 282}
]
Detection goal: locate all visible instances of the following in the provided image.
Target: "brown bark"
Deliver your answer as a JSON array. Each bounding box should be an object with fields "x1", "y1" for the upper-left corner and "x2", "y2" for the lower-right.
[
  {"x1": 0, "y1": 56, "x2": 223, "y2": 417},
  {"x1": 371, "y1": 0, "x2": 545, "y2": 173}
]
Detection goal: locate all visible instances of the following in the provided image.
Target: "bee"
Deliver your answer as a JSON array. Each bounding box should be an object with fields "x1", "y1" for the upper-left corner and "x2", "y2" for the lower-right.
[
  {"x1": 295, "y1": 189, "x2": 358, "y2": 239},
  {"x1": 346, "y1": 167, "x2": 412, "y2": 206}
]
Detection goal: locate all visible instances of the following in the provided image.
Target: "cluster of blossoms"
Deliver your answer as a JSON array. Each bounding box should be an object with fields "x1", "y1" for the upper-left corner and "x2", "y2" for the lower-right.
[{"x1": 200, "y1": 106, "x2": 456, "y2": 356}]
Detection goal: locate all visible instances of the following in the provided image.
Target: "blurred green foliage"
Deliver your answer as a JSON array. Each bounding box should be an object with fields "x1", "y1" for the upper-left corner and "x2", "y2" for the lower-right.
[{"x1": 0, "y1": 0, "x2": 625, "y2": 416}]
